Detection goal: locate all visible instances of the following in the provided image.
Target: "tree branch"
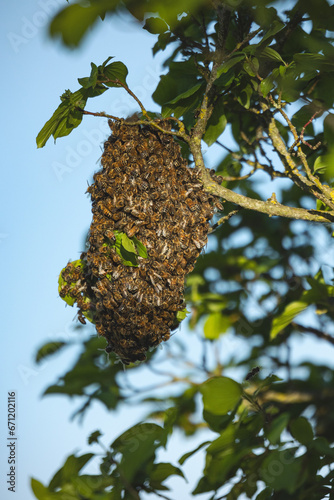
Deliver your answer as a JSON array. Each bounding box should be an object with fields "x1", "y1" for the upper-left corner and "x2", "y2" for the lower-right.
[
  {"x1": 205, "y1": 180, "x2": 334, "y2": 223},
  {"x1": 292, "y1": 322, "x2": 334, "y2": 346}
]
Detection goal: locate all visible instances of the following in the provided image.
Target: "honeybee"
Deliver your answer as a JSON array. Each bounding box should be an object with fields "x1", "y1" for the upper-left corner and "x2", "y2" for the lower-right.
[
  {"x1": 110, "y1": 251, "x2": 122, "y2": 264},
  {"x1": 78, "y1": 311, "x2": 86, "y2": 325},
  {"x1": 97, "y1": 201, "x2": 113, "y2": 218},
  {"x1": 105, "y1": 344, "x2": 113, "y2": 354},
  {"x1": 193, "y1": 237, "x2": 207, "y2": 250},
  {"x1": 89, "y1": 231, "x2": 104, "y2": 248},
  {"x1": 127, "y1": 224, "x2": 139, "y2": 238},
  {"x1": 112, "y1": 162, "x2": 122, "y2": 174},
  {"x1": 111, "y1": 287, "x2": 123, "y2": 303},
  {"x1": 245, "y1": 366, "x2": 260, "y2": 381},
  {"x1": 112, "y1": 212, "x2": 123, "y2": 222},
  {"x1": 138, "y1": 180, "x2": 149, "y2": 191},
  {"x1": 146, "y1": 213, "x2": 160, "y2": 226},
  {"x1": 113, "y1": 197, "x2": 124, "y2": 209},
  {"x1": 130, "y1": 208, "x2": 146, "y2": 219},
  {"x1": 126, "y1": 279, "x2": 139, "y2": 293},
  {"x1": 214, "y1": 200, "x2": 224, "y2": 211},
  {"x1": 103, "y1": 295, "x2": 118, "y2": 309},
  {"x1": 134, "y1": 290, "x2": 144, "y2": 303}
]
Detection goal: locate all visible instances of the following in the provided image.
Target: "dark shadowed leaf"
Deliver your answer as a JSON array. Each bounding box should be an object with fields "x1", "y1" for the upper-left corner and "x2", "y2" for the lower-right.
[
  {"x1": 289, "y1": 417, "x2": 314, "y2": 445},
  {"x1": 265, "y1": 412, "x2": 290, "y2": 445},
  {"x1": 179, "y1": 441, "x2": 211, "y2": 465},
  {"x1": 111, "y1": 423, "x2": 168, "y2": 482},
  {"x1": 261, "y1": 450, "x2": 306, "y2": 493},
  {"x1": 88, "y1": 430, "x2": 102, "y2": 445},
  {"x1": 49, "y1": 453, "x2": 94, "y2": 491},
  {"x1": 144, "y1": 17, "x2": 169, "y2": 34},
  {"x1": 203, "y1": 99, "x2": 227, "y2": 146},
  {"x1": 35, "y1": 342, "x2": 67, "y2": 364},
  {"x1": 149, "y1": 462, "x2": 185, "y2": 485},
  {"x1": 49, "y1": 2, "x2": 115, "y2": 47}
]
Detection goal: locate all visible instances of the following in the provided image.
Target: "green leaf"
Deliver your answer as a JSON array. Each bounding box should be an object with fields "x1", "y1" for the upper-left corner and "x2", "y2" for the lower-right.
[
  {"x1": 30, "y1": 478, "x2": 55, "y2": 500},
  {"x1": 313, "y1": 155, "x2": 331, "y2": 174},
  {"x1": 200, "y1": 377, "x2": 242, "y2": 415},
  {"x1": 243, "y1": 57, "x2": 259, "y2": 77},
  {"x1": 35, "y1": 342, "x2": 66, "y2": 364},
  {"x1": 49, "y1": 2, "x2": 109, "y2": 48},
  {"x1": 149, "y1": 462, "x2": 184, "y2": 483},
  {"x1": 119, "y1": 234, "x2": 138, "y2": 266},
  {"x1": 206, "y1": 424, "x2": 235, "y2": 454},
  {"x1": 310, "y1": 437, "x2": 334, "y2": 457},
  {"x1": 58, "y1": 259, "x2": 84, "y2": 306},
  {"x1": 49, "y1": 453, "x2": 94, "y2": 491},
  {"x1": 162, "y1": 89, "x2": 203, "y2": 120},
  {"x1": 168, "y1": 82, "x2": 203, "y2": 104},
  {"x1": 294, "y1": 53, "x2": 334, "y2": 71},
  {"x1": 265, "y1": 412, "x2": 290, "y2": 445},
  {"x1": 144, "y1": 17, "x2": 169, "y2": 34},
  {"x1": 290, "y1": 417, "x2": 314, "y2": 445},
  {"x1": 121, "y1": 233, "x2": 137, "y2": 254},
  {"x1": 153, "y1": 32, "x2": 171, "y2": 55},
  {"x1": 132, "y1": 236, "x2": 148, "y2": 258},
  {"x1": 260, "y1": 20, "x2": 285, "y2": 44},
  {"x1": 203, "y1": 99, "x2": 227, "y2": 146},
  {"x1": 36, "y1": 102, "x2": 73, "y2": 148},
  {"x1": 82, "y1": 308, "x2": 95, "y2": 324},
  {"x1": 217, "y1": 54, "x2": 246, "y2": 78},
  {"x1": 203, "y1": 312, "x2": 230, "y2": 339},
  {"x1": 255, "y1": 487, "x2": 273, "y2": 500},
  {"x1": 103, "y1": 61, "x2": 128, "y2": 86},
  {"x1": 237, "y1": 84, "x2": 253, "y2": 109},
  {"x1": 176, "y1": 308, "x2": 189, "y2": 323},
  {"x1": 270, "y1": 301, "x2": 309, "y2": 339},
  {"x1": 37, "y1": 87, "x2": 106, "y2": 148},
  {"x1": 78, "y1": 62, "x2": 98, "y2": 89},
  {"x1": 112, "y1": 423, "x2": 168, "y2": 482},
  {"x1": 112, "y1": 231, "x2": 138, "y2": 266},
  {"x1": 260, "y1": 46, "x2": 285, "y2": 63},
  {"x1": 260, "y1": 74, "x2": 275, "y2": 97},
  {"x1": 260, "y1": 450, "x2": 306, "y2": 494},
  {"x1": 153, "y1": 59, "x2": 201, "y2": 106},
  {"x1": 324, "y1": 113, "x2": 334, "y2": 146},
  {"x1": 179, "y1": 441, "x2": 211, "y2": 465},
  {"x1": 88, "y1": 430, "x2": 102, "y2": 445}
]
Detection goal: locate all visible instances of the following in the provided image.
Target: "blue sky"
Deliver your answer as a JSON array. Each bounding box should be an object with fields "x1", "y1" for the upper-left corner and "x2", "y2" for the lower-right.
[
  {"x1": 1, "y1": 2, "x2": 221, "y2": 498},
  {"x1": 2, "y1": 2, "x2": 334, "y2": 499}
]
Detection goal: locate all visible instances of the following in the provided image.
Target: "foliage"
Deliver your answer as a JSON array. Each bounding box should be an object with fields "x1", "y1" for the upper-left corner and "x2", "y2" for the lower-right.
[{"x1": 34, "y1": 0, "x2": 334, "y2": 498}]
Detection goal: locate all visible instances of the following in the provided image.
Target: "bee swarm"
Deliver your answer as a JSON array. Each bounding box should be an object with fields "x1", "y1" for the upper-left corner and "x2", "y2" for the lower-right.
[{"x1": 60, "y1": 120, "x2": 219, "y2": 364}]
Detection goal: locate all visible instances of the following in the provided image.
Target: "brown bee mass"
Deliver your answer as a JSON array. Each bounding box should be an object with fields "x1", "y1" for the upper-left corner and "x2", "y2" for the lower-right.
[{"x1": 60, "y1": 120, "x2": 220, "y2": 364}]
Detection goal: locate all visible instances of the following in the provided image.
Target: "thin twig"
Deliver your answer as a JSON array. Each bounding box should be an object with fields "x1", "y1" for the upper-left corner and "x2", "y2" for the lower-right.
[
  {"x1": 210, "y1": 210, "x2": 240, "y2": 232},
  {"x1": 142, "y1": 485, "x2": 174, "y2": 500},
  {"x1": 292, "y1": 322, "x2": 334, "y2": 346}
]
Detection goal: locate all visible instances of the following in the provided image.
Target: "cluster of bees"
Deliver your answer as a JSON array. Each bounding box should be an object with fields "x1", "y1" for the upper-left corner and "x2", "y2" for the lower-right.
[{"x1": 59, "y1": 120, "x2": 222, "y2": 364}]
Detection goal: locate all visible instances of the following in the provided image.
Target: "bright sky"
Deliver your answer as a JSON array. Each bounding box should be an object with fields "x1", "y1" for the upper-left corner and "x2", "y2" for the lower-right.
[
  {"x1": 1, "y1": 2, "x2": 217, "y2": 498},
  {"x1": 2, "y1": 2, "x2": 334, "y2": 500}
]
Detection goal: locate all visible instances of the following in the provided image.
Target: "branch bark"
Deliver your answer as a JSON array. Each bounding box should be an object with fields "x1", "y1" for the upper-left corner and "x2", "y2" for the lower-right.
[{"x1": 190, "y1": 137, "x2": 334, "y2": 223}]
